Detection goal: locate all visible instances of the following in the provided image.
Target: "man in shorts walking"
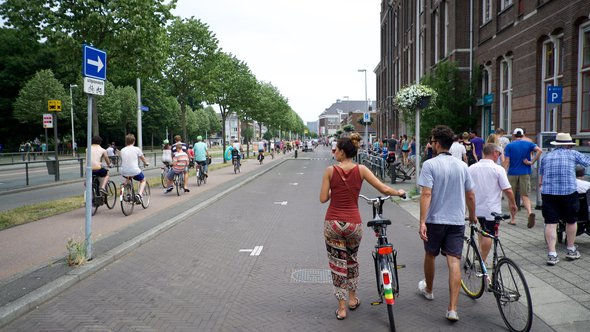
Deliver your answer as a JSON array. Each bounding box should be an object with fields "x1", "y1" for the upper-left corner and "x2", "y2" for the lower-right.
[
  {"x1": 503, "y1": 128, "x2": 542, "y2": 227},
  {"x1": 540, "y1": 133, "x2": 590, "y2": 265},
  {"x1": 417, "y1": 125, "x2": 477, "y2": 322}
]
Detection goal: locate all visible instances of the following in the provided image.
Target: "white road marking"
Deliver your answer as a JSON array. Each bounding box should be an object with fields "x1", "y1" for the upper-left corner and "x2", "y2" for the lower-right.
[
  {"x1": 273, "y1": 201, "x2": 288, "y2": 205},
  {"x1": 289, "y1": 183, "x2": 298, "y2": 186},
  {"x1": 239, "y1": 249, "x2": 253, "y2": 253},
  {"x1": 250, "y1": 246, "x2": 263, "y2": 256}
]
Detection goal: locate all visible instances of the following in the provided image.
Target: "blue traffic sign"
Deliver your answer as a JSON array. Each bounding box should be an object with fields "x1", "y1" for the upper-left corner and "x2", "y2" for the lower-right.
[
  {"x1": 141, "y1": 105, "x2": 149, "y2": 112},
  {"x1": 83, "y1": 45, "x2": 107, "y2": 80},
  {"x1": 547, "y1": 86, "x2": 562, "y2": 104}
]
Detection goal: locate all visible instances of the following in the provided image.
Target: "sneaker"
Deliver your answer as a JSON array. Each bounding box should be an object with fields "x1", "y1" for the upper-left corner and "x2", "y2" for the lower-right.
[
  {"x1": 418, "y1": 279, "x2": 434, "y2": 300},
  {"x1": 184, "y1": 188, "x2": 190, "y2": 193},
  {"x1": 135, "y1": 194, "x2": 143, "y2": 205},
  {"x1": 164, "y1": 186, "x2": 173, "y2": 194},
  {"x1": 547, "y1": 254, "x2": 559, "y2": 266},
  {"x1": 565, "y1": 247, "x2": 581, "y2": 260},
  {"x1": 445, "y1": 310, "x2": 459, "y2": 322}
]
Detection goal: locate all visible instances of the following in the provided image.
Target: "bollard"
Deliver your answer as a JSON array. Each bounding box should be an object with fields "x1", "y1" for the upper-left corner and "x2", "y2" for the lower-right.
[
  {"x1": 25, "y1": 162, "x2": 29, "y2": 186},
  {"x1": 295, "y1": 149, "x2": 298, "y2": 158},
  {"x1": 79, "y1": 158, "x2": 84, "y2": 177}
]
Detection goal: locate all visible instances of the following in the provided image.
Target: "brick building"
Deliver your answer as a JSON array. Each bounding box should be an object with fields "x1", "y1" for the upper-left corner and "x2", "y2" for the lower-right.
[{"x1": 377, "y1": 0, "x2": 590, "y2": 141}]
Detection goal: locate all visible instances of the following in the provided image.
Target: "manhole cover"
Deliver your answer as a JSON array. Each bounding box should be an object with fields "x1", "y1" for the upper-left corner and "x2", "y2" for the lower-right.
[{"x1": 291, "y1": 269, "x2": 332, "y2": 283}]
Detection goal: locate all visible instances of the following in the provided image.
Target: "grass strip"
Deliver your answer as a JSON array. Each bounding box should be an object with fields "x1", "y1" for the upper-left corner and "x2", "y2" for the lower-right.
[{"x1": 0, "y1": 161, "x2": 236, "y2": 231}]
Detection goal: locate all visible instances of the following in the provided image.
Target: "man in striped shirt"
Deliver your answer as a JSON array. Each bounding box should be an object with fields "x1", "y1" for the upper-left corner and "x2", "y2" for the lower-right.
[
  {"x1": 164, "y1": 142, "x2": 190, "y2": 193},
  {"x1": 540, "y1": 133, "x2": 590, "y2": 265}
]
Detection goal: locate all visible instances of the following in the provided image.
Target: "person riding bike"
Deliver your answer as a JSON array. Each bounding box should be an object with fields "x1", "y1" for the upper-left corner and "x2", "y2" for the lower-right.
[
  {"x1": 161, "y1": 139, "x2": 172, "y2": 167},
  {"x1": 232, "y1": 139, "x2": 243, "y2": 165},
  {"x1": 194, "y1": 135, "x2": 209, "y2": 177},
  {"x1": 164, "y1": 142, "x2": 190, "y2": 193},
  {"x1": 88, "y1": 136, "x2": 112, "y2": 193},
  {"x1": 257, "y1": 139, "x2": 265, "y2": 162},
  {"x1": 120, "y1": 134, "x2": 149, "y2": 203},
  {"x1": 171, "y1": 135, "x2": 189, "y2": 190}
]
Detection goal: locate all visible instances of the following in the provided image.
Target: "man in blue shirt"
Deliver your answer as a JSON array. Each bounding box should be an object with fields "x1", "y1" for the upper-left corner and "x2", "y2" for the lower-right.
[
  {"x1": 503, "y1": 128, "x2": 542, "y2": 227},
  {"x1": 540, "y1": 133, "x2": 590, "y2": 265}
]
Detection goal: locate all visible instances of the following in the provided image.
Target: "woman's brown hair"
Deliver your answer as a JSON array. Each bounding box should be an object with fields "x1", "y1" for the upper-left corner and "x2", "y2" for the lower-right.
[{"x1": 337, "y1": 133, "x2": 361, "y2": 158}]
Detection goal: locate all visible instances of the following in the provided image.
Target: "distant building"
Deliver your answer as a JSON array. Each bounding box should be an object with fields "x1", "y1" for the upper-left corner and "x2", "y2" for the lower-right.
[
  {"x1": 306, "y1": 121, "x2": 318, "y2": 135},
  {"x1": 318, "y1": 100, "x2": 376, "y2": 137}
]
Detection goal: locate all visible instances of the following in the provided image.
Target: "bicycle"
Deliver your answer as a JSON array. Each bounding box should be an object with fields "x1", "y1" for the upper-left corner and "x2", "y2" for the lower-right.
[
  {"x1": 120, "y1": 176, "x2": 151, "y2": 216},
  {"x1": 196, "y1": 162, "x2": 207, "y2": 186},
  {"x1": 86, "y1": 174, "x2": 117, "y2": 215},
  {"x1": 257, "y1": 152, "x2": 264, "y2": 165},
  {"x1": 173, "y1": 171, "x2": 185, "y2": 196},
  {"x1": 387, "y1": 161, "x2": 411, "y2": 184},
  {"x1": 160, "y1": 162, "x2": 172, "y2": 188},
  {"x1": 232, "y1": 155, "x2": 241, "y2": 174},
  {"x1": 360, "y1": 194, "x2": 406, "y2": 332},
  {"x1": 460, "y1": 212, "x2": 533, "y2": 332}
]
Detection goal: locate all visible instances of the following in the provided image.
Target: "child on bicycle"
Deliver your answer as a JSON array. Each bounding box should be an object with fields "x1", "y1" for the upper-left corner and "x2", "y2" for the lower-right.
[
  {"x1": 319, "y1": 132, "x2": 405, "y2": 320},
  {"x1": 120, "y1": 134, "x2": 149, "y2": 202}
]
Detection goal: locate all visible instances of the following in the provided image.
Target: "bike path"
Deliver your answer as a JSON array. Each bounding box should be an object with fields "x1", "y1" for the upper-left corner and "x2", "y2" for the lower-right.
[{"x1": 1, "y1": 150, "x2": 551, "y2": 331}]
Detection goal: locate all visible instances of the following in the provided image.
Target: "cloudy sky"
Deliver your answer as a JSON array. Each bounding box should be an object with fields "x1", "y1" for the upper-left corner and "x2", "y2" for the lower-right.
[{"x1": 173, "y1": 0, "x2": 380, "y2": 123}]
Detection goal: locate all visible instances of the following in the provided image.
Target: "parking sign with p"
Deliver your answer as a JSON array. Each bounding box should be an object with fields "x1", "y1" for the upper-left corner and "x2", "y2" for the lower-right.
[{"x1": 547, "y1": 86, "x2": 562, "y2": 105}]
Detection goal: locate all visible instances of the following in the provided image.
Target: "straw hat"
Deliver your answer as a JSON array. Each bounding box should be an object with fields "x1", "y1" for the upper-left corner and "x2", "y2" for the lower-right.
[{"x1": 550, "y1": 132, "x2": 576, "y2": 146}]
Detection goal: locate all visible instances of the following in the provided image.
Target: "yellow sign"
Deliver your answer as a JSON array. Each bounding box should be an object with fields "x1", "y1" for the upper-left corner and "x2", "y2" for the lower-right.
[{"x1": 48, "y1": 100, "x2": 62, "y2": 112}]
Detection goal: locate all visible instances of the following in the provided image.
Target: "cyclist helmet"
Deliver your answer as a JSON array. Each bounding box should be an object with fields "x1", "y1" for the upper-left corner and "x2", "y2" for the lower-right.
[
  {"x1": 197, "y1": 135, "x2": 203, "y2": 141},
  {"x1": 163, "y1": 139, "x2": 169, "y2": 144},
  {"x1": 189, "y1": 144, "x2": 193, "y2": 148}
]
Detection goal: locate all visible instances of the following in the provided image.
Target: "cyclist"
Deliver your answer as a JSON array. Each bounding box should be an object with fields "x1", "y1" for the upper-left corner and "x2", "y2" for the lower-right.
[
  {"x1": 468, "y1": 143, "x2": 517, "y2": 266},
  {"x1": 319, "y1": 132, "x2": 405, "y2": 320},
  {"x1": 88, "y1": 136, "x2": 112, "y2": 193},
  {"x1": 232, "y1": 139, "x2": 242, "y2": 164},
  {"x1": 187, "y1": 144, "x2": 195, "y2": 169},
  {"x1": 194, "y1": 135, "x2": 209, "y2": 177},
  {"x1": 257, "y1": 139, "x2": 265, "y2": 162},
  {"x1": 120, "y1": 134, "x2": 149, "y2": 203},
  {"x1": 164, "y1": 142, "x2": 190, "y2": 193},
  {"x1": 161, "y1": 139, "x2": 172, "y2": 166},
  {"x1": 106, "y1": 142, "x2": 116, "y2": 166},
  {"x1": 171, "y1": 135, "x2": 189, "y2": 188}
]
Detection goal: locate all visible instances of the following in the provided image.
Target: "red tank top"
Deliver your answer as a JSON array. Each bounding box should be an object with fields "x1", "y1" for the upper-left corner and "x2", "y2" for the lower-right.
[{"x1": 325, "y1": 165, "x2": 363, "y2": 224}]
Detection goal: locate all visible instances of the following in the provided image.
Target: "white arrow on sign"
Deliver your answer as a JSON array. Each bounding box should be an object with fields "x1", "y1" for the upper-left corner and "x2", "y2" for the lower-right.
[{"x1": 87, "y1": 56, "x2": 104, "y2": 72}]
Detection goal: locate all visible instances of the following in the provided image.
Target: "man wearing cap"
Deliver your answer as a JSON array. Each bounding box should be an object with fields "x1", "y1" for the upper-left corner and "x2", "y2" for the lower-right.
[
  {"x1": 194, "y1": 135, "x2": 209, "y2": 177},
  {"x1": 540, "y1": 133, "x2": 590, "y2": 265},
  {"x1": 503, "y1": 128, "x2": 542, "y2": 227},
  {"x1": 469, "y1": 143, "x2": 518, "y2": 266}
]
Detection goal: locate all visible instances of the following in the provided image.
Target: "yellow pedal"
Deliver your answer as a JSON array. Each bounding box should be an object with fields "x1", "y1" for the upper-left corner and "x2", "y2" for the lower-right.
[
  {"x1": 396, "y1": 264, "x2": 406, "y2": 269},
  {"x1": 371, "y1": 301, "x2": 382, "y2": 306}
]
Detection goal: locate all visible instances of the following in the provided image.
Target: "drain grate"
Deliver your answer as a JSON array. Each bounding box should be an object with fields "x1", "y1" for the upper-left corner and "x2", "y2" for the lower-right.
[{"x1": 291, "y1": 268, "x2": 332, "y2": 283}]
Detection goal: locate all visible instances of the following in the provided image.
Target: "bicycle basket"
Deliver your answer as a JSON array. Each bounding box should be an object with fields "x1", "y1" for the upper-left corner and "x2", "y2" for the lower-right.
[{"x1": 207, "y1": 156, "x2": 212, "y2": 165}]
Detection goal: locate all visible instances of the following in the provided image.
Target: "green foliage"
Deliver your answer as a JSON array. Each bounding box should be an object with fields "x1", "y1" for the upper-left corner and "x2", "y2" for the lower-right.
[
  {"x1": 242, "y1": 127, "x2": 254, "y2": 144},
  {"x1": 342, "y1": 124, "x2": 355, "y2": 132},
  {"x1": 357, "y1": 116, "x2": 374, "y2": 126},
  {"x1": 13, "y1": 69, "x2": 70, "y2": 125}
]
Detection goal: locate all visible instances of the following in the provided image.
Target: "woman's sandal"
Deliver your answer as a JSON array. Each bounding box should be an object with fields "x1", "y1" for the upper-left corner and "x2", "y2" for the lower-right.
[
  {"x1": 335, "y1": 309, "x2": 346, "y2": 320},
  {"x1": 348, "y1": 297, "x2": 361, "y2": 310}
]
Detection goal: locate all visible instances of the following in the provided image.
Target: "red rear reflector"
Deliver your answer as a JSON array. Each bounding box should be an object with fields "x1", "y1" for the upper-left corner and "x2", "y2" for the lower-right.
[
  {"x1": 378, "y1": 246, "x2": 393, "y2": 255},
  {"x1": 383, "y1": 272, "x2": 391, "y2": 285}
]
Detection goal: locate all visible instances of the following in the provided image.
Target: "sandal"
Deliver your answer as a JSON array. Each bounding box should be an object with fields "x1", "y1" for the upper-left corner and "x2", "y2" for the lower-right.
[
  {"x1": 335, "y1": 309, "x2": 346, "y2": 320},
  {"x1": 348, "y1": 297, "x2": 361, "y2": 310}
]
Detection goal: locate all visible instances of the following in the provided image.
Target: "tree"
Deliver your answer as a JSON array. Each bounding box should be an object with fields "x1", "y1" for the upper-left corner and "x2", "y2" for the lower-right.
[
  {"x1": 96, "y1": 83, "x2": 137, "y2": 142},
  {"x1": 204, "y1": 105, "x2": 221, "y2": 137},
  {"x1": 165, "y1": 17, "x2": 219, "y2": 141}
]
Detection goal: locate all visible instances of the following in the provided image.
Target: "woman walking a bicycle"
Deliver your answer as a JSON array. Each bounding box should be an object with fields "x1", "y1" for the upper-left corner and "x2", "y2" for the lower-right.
[{"x1": 319, "y1": 133, "x2": 406, "y2": 320}]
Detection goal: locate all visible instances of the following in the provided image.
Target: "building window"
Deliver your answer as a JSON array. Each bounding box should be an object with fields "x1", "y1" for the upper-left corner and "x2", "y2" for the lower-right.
[
  {"x1": 500, "y1": 58, "x2": 512, "y2": 131},
  {"x1": 419, "y1": 30, "x2": 425, "y2": 77},
  {"x1": 444, "y1": 1, "x2": 449, "y2": 57},
  {"x1": 500, "y1": 0, "x2": 513, "y2": 11},
  {"x1": 434, "y1": 9, "x2": 439, "y2": 63},
  {"x1": 542, "y1": 36, "x2": 563, "y2": 132},
  {"x1": 579, "y1": 23, "x2": 590, "y2": 132},
  {"x1": 482, "y1": 0, "x2": 491, "y2": 24}
]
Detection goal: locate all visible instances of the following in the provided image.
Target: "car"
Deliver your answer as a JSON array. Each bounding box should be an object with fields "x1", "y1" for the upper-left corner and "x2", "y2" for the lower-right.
[{"x1": 302, "y1": 141, "x2": 314, "y2": 152}]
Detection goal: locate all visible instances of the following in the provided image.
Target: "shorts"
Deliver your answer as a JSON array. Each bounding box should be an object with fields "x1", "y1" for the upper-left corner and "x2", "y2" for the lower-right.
[
  {"x1": 258, "y1": 149, "x2": 264, "y2": 153},
  {"x1": 508, "y1": 174, "x2": 530, "y2": 196},
  {"x1": 332, "y1": 149, "x2": 336, "y2": 153},
  {"x1": 542, "y1": 192, "x2": 579, "y2": 224},
  {"x1": 478, "y1": 217, "x2": 496, "y2": 234},
  {"x1": 124, "y1": 173, "x2": 144, "y2": 181},
  {"x1": 167, "y1": 169, "x2": 184, "y2": 180},
  {"x1": 423, "y1": 224, "x2": 465, "y2": 259},
  {"x1": 92, "y1": 168, "x2": 108, "y2": 177}
]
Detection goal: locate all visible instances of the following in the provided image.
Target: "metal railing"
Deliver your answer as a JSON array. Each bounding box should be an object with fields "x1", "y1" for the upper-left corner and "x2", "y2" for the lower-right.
[{"x1": 357, "y1": 150, "x2": 386, "y2": 180}]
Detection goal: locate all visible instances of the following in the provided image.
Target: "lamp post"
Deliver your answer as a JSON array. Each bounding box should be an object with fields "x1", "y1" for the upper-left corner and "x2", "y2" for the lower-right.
[
  {"x1": 69, "y1": 84, "x2": 78, "y2": 157},
  {"x1": 358, "y1": 69, "x2": 368, "y2": 148}
]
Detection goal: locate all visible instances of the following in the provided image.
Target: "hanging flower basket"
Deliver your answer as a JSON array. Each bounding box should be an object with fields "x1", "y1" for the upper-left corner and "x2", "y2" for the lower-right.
[{"x1": 394, "y1": 84, "x2": 437, "y2": 112}]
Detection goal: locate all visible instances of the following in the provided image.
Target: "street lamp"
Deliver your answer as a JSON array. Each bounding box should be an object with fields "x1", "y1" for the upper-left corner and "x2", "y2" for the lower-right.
[
  {"x1": 69, "y1": 84, "x2": 78, "y2": 157},
  {"x1": 358, "y1": 69, "x2": 368, "y2": 147}
]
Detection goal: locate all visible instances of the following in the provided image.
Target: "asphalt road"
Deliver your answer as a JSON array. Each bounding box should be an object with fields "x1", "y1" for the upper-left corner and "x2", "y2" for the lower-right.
[{"x1": 0, "y1": 148, "x2": 552, "y2": 331}]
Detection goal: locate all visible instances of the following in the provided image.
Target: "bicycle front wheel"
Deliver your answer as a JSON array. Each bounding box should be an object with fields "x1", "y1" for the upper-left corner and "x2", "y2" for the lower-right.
[
  {"x1": 120, "y1": 184, "x2": 134, "y2": 216},
  {"x1": 494, "y1": 258, "x2": 533, "y2": 332},
  {"x1": 460, "y1": 235, "x2": 485, "y2": 299},
  {"x1": 105, "y1": 181, "x2": 117, "y2": 209},
  {"x1": 141, "y1": 182, "x2": 150, "y2": 208}
]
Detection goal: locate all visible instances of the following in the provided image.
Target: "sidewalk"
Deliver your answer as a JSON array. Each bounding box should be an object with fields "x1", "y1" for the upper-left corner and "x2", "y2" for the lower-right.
[
  {"x1": 390, "y1": 175, "x2": 590, "y2": 331},
  {"x1": 0, "y1": 151, "x2": 293, "y2": 328}
]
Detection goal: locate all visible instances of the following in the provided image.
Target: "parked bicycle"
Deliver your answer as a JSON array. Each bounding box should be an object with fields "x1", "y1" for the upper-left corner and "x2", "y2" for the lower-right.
[
  {"x1": 196, "y1": 162, "x2": 207, "y2": 186},
  {"x1": 120, "y1": 176, "x2": 151, "y2": 216},
  {"x1": 461, "y1": 212, "x2": 533, "y2": 332},
  {"x1": 387, "y1": 161, "x2": 412, "y2": 184},
  {"x1": 360, "y1": 193, "x2": 406, "y2": 332},
  {"x1": 86, "y1": 174, "x2": 117, "y2": 215}
]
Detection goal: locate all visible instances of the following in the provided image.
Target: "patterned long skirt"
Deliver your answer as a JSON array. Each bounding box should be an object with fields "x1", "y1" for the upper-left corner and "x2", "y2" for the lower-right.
[{"x1": 324, "y1": 220, "x2": 363, "y2": 300}]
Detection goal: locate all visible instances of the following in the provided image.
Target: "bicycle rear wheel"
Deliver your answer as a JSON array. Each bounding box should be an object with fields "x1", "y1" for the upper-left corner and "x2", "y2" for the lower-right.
[
  {"x1": 175, "y1": 174, "x2": 181, "y2": 196},
  {"x1": 196, "y1": 167, "x2": 202, "y2": 186},
  {"x1": 120, "y1": 183, "x2": 134, "y2": 216},
  {"x1": 460, "y1": 235, "x2": 485, "y2": 299},
  {"x1": 141, "y1": 182, "x2": 150, "y2": 208},
  {"x1": 105, "y1": 181, "x2": 117, "y2": 209},
  {"x1": 379, "y1": 255, "x2": 396, "y2": 332},
  {"x1": 494, "y1": 257, "x2": 533, "y2": 332}
]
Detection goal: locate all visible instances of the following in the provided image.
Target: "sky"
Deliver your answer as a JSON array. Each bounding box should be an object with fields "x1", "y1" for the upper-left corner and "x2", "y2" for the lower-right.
[{"x1": 173, "y1": 0, "x2": 380, "y2": 124}]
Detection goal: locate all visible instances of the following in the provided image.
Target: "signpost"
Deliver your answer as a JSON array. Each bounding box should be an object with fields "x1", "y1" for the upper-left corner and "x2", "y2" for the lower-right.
[
  {"x1": 83, "y1": 44, "x2": 107, "y2": 260},
  {"x1": 47, "y1": 100, "x2": 62, "y2": 181},
  {"x1": 547, "y1": 86, "x2": 562, "y2": 105},
  {"x1": 43, "y1": 114, "x2": 53, "y2": 128}
]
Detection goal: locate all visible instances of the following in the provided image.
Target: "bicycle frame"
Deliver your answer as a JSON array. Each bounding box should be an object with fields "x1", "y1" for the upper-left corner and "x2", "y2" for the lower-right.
[{"x1": 468, "y1": 215, "x2": 508, "y2": 286}]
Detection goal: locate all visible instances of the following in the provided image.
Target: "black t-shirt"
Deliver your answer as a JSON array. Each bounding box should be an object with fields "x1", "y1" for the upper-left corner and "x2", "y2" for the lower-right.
[{"x1": 387, "y1": 139, "x2": 398, "y2": 152}]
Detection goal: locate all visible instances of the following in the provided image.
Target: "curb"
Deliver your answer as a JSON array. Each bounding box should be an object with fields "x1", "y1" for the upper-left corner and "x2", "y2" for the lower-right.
[{"x1": 0, "y1": 158, "x2": 288, "y2": 328}]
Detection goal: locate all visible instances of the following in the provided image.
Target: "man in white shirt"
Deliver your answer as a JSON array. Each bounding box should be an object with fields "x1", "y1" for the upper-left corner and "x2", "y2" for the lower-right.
[
  {"x1": 469, "y1": 143, "x2": 517, "y2": 265},
  {"x1": 120, "y1": 134, "x2": 149, "y2": 201},
  {"x1": 449, "y1": 135, "x2": 467, "y2": 163}
]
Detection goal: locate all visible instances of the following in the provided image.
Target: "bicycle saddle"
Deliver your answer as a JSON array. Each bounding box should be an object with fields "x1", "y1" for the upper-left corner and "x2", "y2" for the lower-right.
[{"x1": 368, "y1": 219, "x2": 392, "y2": 227}]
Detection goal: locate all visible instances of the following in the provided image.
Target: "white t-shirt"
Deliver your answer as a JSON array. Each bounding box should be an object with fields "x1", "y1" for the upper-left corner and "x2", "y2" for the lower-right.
[
  {"x1": 331, "y1": 141, "x2": 337, "y2": 150},
  {"x1": 469, "y1": 159, "x2": 511, "y2": 221},
  {"x1": 576, "y1": 179, "x2": 590, "y2": 194},
  {"x1": 233, "y1": 142, "x2": 241, "y2": 150},
  {"x1": 120, "y1": 145, "x2": 144, "y2": 177},
  {"x1": 90, "y1": 145, "x2": 106, "y2": 170},
  {"x1": 449, "y1": 142, "x2": 467, "y2": 161},
  {"x1": 106, "y1": 146, "x2": 115, "y2": 157}
]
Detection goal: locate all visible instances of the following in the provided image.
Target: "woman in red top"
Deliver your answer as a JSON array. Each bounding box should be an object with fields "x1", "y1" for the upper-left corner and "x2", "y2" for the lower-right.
[{"x1": 320, "y1": 133, "x2": 406, "y2": 320}]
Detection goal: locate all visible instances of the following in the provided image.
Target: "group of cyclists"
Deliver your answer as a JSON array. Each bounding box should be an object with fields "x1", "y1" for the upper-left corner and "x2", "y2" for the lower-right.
[{"x1": 161, "y1": 135, "x2": 210, "y2": 194}]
